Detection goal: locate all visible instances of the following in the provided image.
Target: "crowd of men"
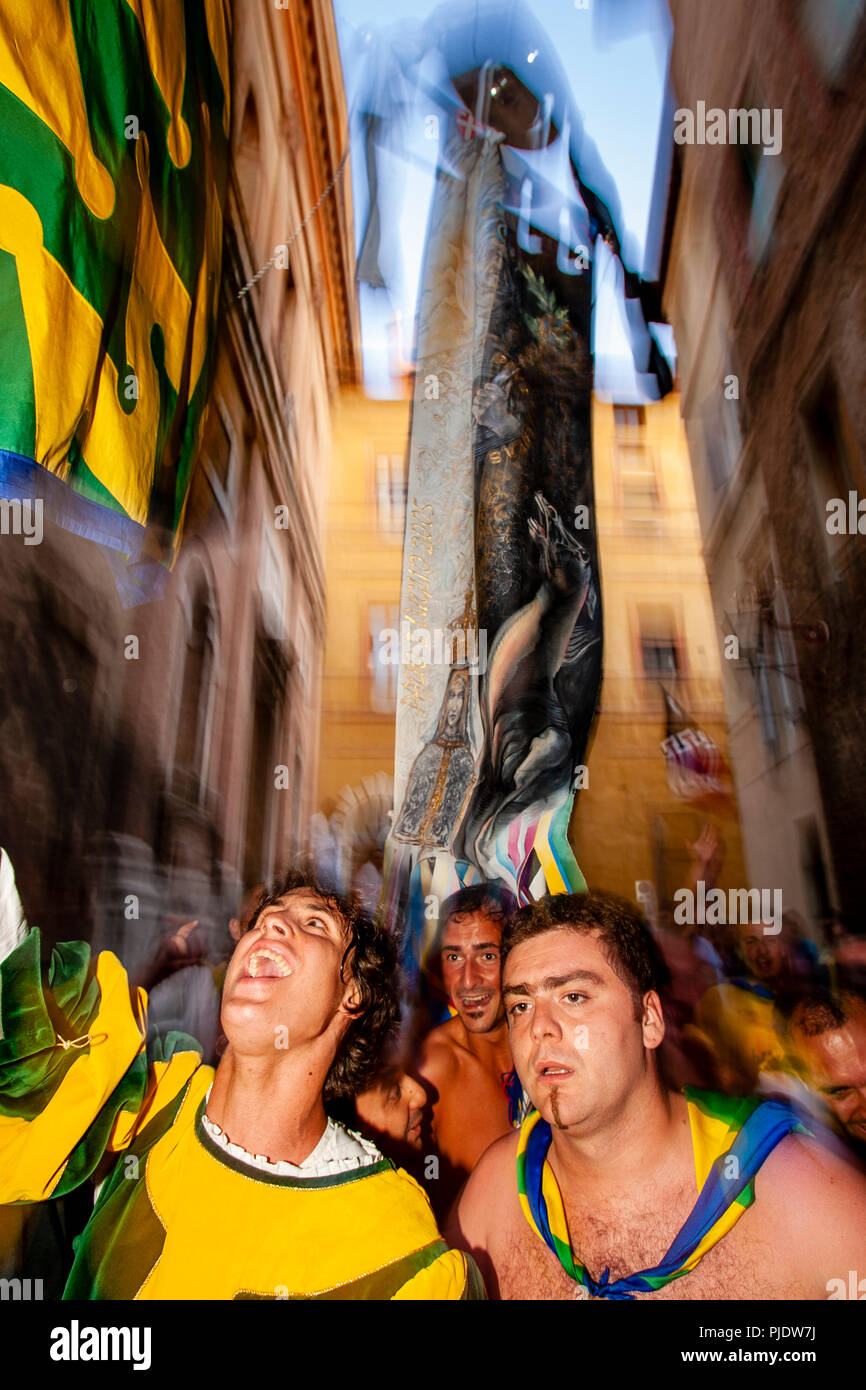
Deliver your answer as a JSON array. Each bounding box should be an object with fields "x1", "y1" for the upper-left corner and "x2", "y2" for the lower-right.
[{"x1": 1, "y1": 844, "x2": 865, "y2": 1300}]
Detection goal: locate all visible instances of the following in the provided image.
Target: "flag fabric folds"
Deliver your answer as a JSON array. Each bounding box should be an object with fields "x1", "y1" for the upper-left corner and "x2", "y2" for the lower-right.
[
  {"x1": 660, "y1": 684, "x2": 733, "y2": 804},
  {"x1": 0, "y1": 0, "x2": 230, "y2": 604}
]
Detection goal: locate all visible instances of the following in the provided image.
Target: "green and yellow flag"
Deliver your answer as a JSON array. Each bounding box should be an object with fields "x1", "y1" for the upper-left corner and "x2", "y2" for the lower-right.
[{"x1": 0, "y1": 0, "x2": 230, "y2": 603}]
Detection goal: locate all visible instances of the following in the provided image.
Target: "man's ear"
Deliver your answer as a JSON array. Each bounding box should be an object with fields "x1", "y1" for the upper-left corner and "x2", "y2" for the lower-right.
[
  {"x1": 341, "y1": 979, "x2": 362, "y2": 1015},
  {"x1": 641, "y1": 990, "x2": 665, "y2": 1050}
]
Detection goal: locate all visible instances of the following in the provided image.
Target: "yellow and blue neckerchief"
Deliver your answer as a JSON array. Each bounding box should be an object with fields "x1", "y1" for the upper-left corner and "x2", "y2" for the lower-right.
[
  {"x1": 729, "y1": 976, "x2": 775, "y2": 1001},
  {"x1": 516, "y1": 1087, "x2": 809, "y2": 1299}
]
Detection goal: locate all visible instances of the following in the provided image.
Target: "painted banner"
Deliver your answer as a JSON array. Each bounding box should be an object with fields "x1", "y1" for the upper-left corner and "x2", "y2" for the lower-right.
[
  {"x1": 382, "y1": 122, "x2": 602, "y2": 974},
  {"x1": 369, "y1": 3, "x2": 673, "y2": 981}
]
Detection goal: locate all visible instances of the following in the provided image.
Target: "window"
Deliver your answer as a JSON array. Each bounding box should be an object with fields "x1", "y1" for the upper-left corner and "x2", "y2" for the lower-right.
[
  {"x1": 622, "y1": 470, "x2": 659, "y2": 513},
  {"x1": 375, "y1": 452, "x2": 407, "y2": 536},
  {"x1": 617, "y1": 443, "x2": 660, "y2": 530},
  {"x1": 800, "y1": 0, "x2": 865, "y2": 83},
  {"x1": 705, "y1": 424, "x2": 732, "y2": 492},
  {"x1": 735, "y1": 94, "x2": 784, "y2": 263},
  {"x1": 701, "y1": 376, "x2": 742, "y2": 492},
  {"x1": 258, "y1": 518, "x2": 287, "y2": 641},
  {"x1": 641, "y1": 638, "x2": 679, "y2": 679},
  {"x1": 803, "y1": 371, "x2": 854, "y2": 493},
  {"x1": 638, "y1": 605, "x2": 680, "y2": 680},
  {"x1": 243, "y1": 635, "x2": 287, "y2": 886},
  {"x1": 613, "y1": 404, "x2": 645, "y2": 430},
  {"x1": 173, "y1": 574, "x2": 217, "y2": 801},
  {"x1": 802, "y1": 364, "x2": 861, "y2": 563},
  {"x1": 743, "y1": 555, "x2": 799, "y2": 755},
  {"x1": 368, "y1": 603, "x2": 399, "y2": 713}
]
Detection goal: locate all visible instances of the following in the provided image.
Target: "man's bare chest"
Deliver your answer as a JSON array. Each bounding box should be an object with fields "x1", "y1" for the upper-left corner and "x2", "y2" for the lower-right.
[
  {"x1": 491, "y1": 1200, "x2": 812, "y2": 1301},
  {"x1": 436, "y1": 1055, "x2": 511, "y2": 1155}
]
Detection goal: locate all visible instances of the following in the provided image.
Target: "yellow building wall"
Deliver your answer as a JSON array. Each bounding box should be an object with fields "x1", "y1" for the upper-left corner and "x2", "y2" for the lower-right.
[
  {"x1": 317, "y1": 386, "x2": 409, "y2": 811},
  {"x1": 570, "y1": 395, "x2": 745, "y2": 906}
]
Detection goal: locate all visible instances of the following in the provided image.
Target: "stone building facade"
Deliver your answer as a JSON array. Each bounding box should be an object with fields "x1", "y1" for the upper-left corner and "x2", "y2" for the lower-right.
[{"x1": 663, "y1": 1, "x2": 866, "y2": 932}]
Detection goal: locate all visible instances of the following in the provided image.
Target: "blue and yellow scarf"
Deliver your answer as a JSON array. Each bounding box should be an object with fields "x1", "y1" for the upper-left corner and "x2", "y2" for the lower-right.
[{"x1": 516, "y1": 1087, "x2": 808, "y2": 1299}]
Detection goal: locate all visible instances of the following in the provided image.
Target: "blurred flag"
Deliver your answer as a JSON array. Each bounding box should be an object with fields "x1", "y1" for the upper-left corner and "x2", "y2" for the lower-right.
[
  {"x1": 0, "y1": 0, "x2": 230, "y2": 604},
  {"x1": 660, "y1": 685, "x2": 733, "y2": 804}
]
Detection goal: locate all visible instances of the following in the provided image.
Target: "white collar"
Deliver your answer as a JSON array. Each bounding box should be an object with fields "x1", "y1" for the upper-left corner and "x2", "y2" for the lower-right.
[{"x1": 201, "y1": 1091, "x2": 382, "y2": 1179}]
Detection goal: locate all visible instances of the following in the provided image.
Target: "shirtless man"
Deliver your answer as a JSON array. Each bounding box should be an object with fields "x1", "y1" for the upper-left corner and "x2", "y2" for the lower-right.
[
  {"x1": 449, "y1": 891, "x2": 866, "y2": 1299},
  {"x1": 417, "y1": 887, "x2": 517, "y2": 1216},
  {"x1": 787, "y1": 988, "x2": 866, "y2": 1154}
]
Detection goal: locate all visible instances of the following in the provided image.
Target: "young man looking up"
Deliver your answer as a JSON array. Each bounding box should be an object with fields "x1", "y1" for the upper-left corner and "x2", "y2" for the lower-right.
[{"x1": 0, "y1": 856, "x2": 483, "y2": 1300}]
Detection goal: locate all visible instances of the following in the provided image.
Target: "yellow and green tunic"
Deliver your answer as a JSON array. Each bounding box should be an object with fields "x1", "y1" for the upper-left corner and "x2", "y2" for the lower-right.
[
  {"x1": 0, "y1": 930, "x2": 483, "y2": 1299},
  {"x1": 516, "y1": 1087, "x2": 809, "y2": 1299}
]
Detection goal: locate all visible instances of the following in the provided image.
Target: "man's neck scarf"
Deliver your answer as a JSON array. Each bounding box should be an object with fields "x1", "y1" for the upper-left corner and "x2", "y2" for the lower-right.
[
  {"x1": 516, "y1": 1087, "x2": 809, "y2": 1299},
  {"x1": 729, "y1": 975, "x2": 776, "y2": 1002}
]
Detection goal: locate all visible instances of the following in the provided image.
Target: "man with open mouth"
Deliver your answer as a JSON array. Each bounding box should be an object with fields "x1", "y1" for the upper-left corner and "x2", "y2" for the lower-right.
[
  {"x1": 447, "y1": 890, "x2": 866, "y2": 1299},
  {"x1": 0, "y1": 853, "x2": 483, "y2": 1299}
]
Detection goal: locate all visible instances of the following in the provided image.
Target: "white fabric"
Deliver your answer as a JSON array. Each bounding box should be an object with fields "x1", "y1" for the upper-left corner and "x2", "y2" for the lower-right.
[
  {"x1": 500, "y1": 134, "x2": 593, "y2": 254},
  {"x1": 0, "y1": 848, "x2": 28, "y2": 965},
  {"x1": 201, "y1": 1103, "x2": 382, "y2": 1179},
  {"x1": 392, "y1": 130, "x2": 505, "y2": 815}
]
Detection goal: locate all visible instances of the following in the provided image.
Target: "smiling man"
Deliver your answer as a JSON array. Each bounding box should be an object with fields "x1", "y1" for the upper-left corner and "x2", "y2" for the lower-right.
[
  {"x1": 448, "y1": 891, "x2": 866, "y2": 1299},
  {"x1": 787, "y1": 988, "x2": 866, "y2": 1155},
  {"x1": 416, "y1": 886, "x2": 520, "y2": 1217},
  {"x1": 0, "y1": 858, "x2": 483, "y2": 1300}
]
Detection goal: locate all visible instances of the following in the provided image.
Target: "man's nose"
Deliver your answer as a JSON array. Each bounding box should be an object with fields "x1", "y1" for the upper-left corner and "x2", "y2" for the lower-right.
[
  {"x1": 260, "y1": 915, "x2": 290, "y2": 939},
  {"x1": 406, "y1": 1075, "x2": 426, "y2": 1111},
  {"x1": 461, "y1": 957, "x2": 482, "y2": 989},
  {"x1": 529, "y1": 997, "x2": 561, "y2": 1041}
]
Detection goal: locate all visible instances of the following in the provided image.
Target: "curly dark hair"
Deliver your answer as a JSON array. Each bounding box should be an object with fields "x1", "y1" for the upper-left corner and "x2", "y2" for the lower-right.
[
  {"x1": 502, "y1": 890, "x2": 664, "y2": 1021},
  {"x1": 783, "y1": 986, "x2": 866, "y2": 1038},
  {"x1": 245, "y1": 868, "x2": 400, "y2": 1100},
  {"x1": 440, "y1": 883, "x2": 516, "y2": 933}
]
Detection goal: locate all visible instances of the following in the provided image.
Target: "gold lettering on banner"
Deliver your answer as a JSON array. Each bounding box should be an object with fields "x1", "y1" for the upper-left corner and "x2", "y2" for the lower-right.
[
  {"x1": 401, "y1": 663, "x2": 428, "y2": 712},
  {"x1": 400, "y1": 498, "x2": 438, "y2": 707},
  {"x1": 408, "y1": 557, "x2": 431, "y2": 581}
]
